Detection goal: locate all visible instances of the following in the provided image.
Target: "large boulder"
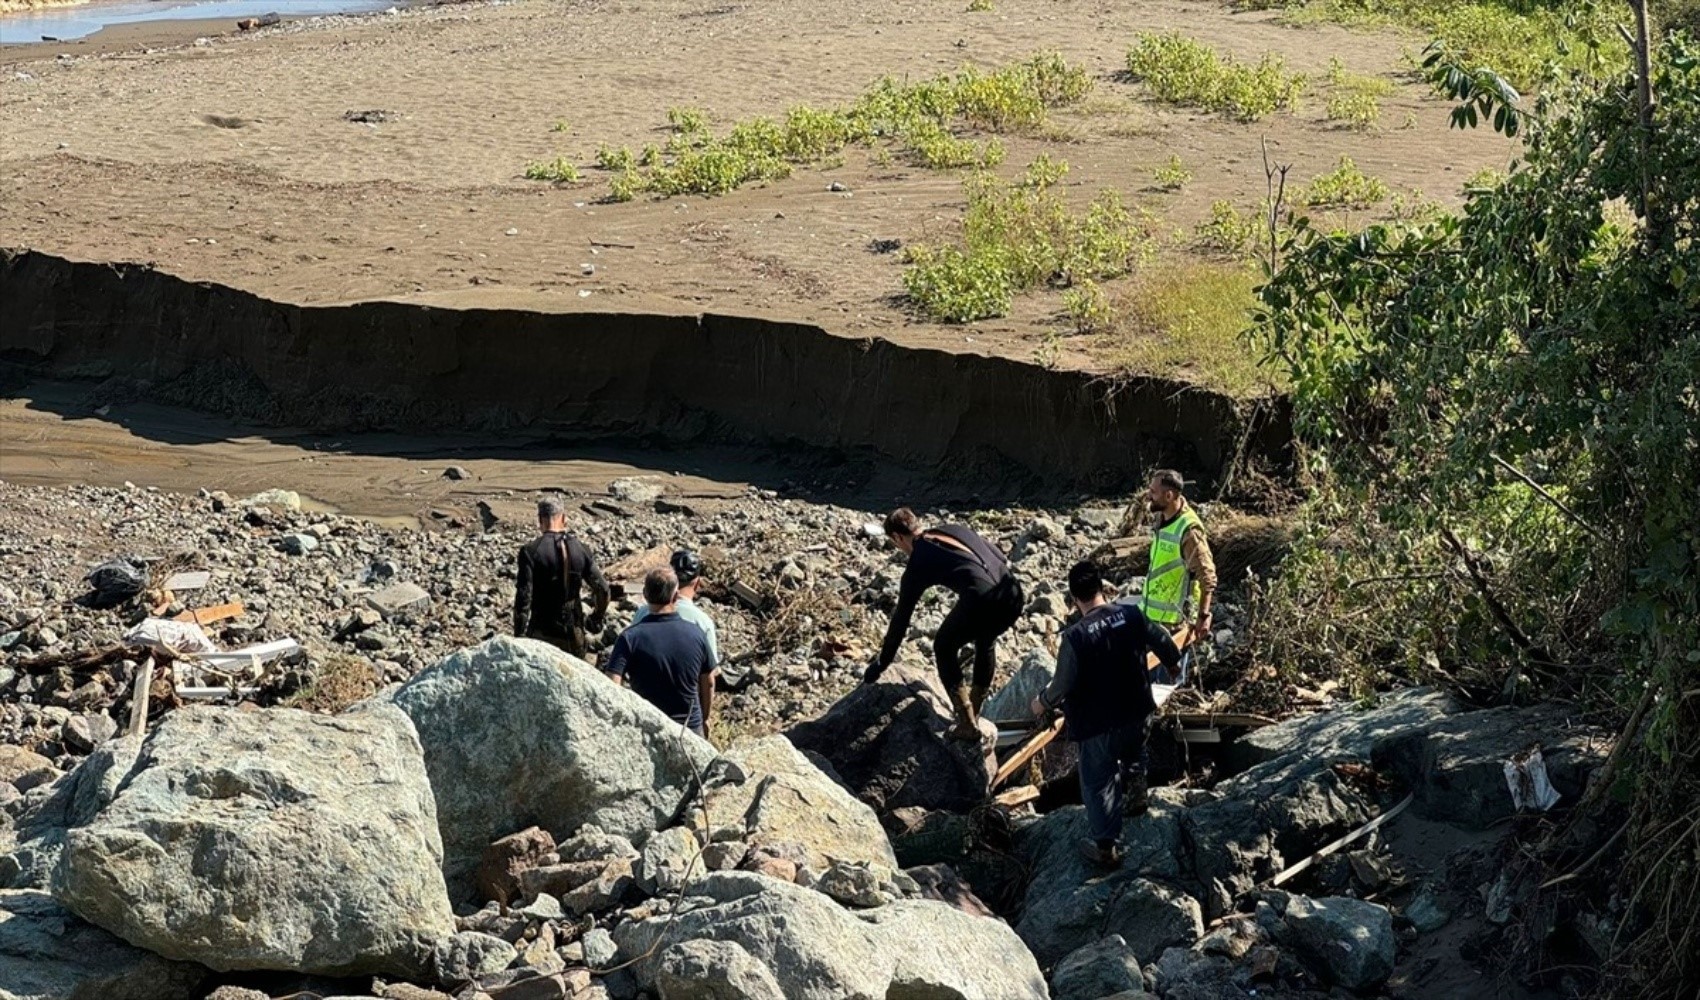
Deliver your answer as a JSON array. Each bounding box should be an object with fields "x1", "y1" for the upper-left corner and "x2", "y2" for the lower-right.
[
  {"x1": 57, "y1": 704, "x2": 452, "y2": 977},
  {"x1": 1276, "y1": 894, "x2": 1395, "y2": 990},
  {"x1": 1188, "y1": 689, "x2": 1459, "y2": 918},
  {"x1": 389, "y1": 637, "x2": 715, "y2": 897},
  {"x1": 613, "y1": 871, "x2": 1047, "y2": 1000},
  {"x1": 3, "y1": 735, "x2": 142, "y2": 891},
  {"x1": 1051, "y1": 934, "x2": 1145, "y2": 1000},
  {"x1": 0, "y1": 889, "x2": 206, "y2": 1000},
  {"x1": 785, "y1": 662, "x2": 995, "y2": 816},
  {"x1": 693, "y1": 736, "x2": 897, "y2": 874},
  {"x1": 1015, "y1": 790, "x2": 1204, "y2": 966},
  {"x1": 1373, "y1": 702, "x2": 1605, "y2": 829}
]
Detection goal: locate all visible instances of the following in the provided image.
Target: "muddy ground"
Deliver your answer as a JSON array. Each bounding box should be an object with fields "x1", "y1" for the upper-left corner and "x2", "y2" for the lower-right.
[{"x1": 0, "y1": 0, "x2": 1512, "y2": 385}]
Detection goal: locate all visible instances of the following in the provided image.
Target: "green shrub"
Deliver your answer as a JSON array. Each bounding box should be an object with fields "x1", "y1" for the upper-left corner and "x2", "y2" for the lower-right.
[
  {"x1": 1063, "y1": 279, "x2": 1113, "y2": 334},
  {"x1": 607, "y1": 170, "x2": 641, "y2": 202},
  {"x1": 1153, "y1": 154, "x2": 1191, "y2": 191},
  {"x1": 1107, "y1": 261, "x2": 1269, "y2": 396},
  {"x1": 524, "y1": 157, "x2": 581, "y2": 183},
  {"x1": 1195, "y1": 200, "x2": 1263, "y2": 257},
  {"x1": 638, "y1": 144, "x2": 662, "y2": 167},
  {"x1": 667, "y1": 106, "x2": 709, "y2": 134},
  {"x1": 1301, "y1": 156, "x2": 1390, "y2": 207},
  {"x1": 902, "y1": 246, "x2": 1014, "y2": 323},
  {"x1": 1125, "y1": 33, "x2": 1306, "y2": 121},
  {"x1": 904, "y1": 164, "x2": 1152, "y2": 322},
  {"x1": 967, "y1": 0, "x2": 993, "y2": 11},
  {"x1": 1019, "y1": 152, "x2": 1069, "y2": 189},
  {"x1": 595, "y1": 144, "x2": 636, "y2": 171},
  {"x1": 906, "y1": 122, "x2": 1004, "y2": 169},
  {"x1": 549, "y1": 119, "x2": 570, "y2": 133},
  {"x1": 1326, "y1": 90, "x2": 1382, "y2": 129}
]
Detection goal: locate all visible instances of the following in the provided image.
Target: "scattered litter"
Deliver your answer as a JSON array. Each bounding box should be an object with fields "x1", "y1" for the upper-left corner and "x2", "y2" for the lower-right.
[
  {"x1": 162, "y1": 570, "x2": 211, "y2": 592},
  {"x1": 85, "y1": 558, "x2": 146, "y2": 607},
  {"x1": 1504, "y1": 746, "x2": 1561, "y2": 812},
  {"x1": 124, "y1": 618, "x2": 217, "y2": 657}
]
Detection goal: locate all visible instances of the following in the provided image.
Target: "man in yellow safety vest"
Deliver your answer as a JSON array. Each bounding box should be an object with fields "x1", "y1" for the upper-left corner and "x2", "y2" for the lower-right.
[{"x1": 1138, "y1": 470, "x2": 1217, "y2": 654}]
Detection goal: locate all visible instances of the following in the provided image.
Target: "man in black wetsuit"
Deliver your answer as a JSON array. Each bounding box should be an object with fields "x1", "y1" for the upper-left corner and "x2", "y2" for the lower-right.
[
  {"x1": 863, "y1": 507, "x2": 1024, "y2": 742},
  {"x1": 514, "y1": 497, "x2": 609, "y2": 658}
]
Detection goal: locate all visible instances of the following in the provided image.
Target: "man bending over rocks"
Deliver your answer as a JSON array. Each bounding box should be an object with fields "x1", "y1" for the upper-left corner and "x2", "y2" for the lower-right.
[
  {"x1": 865, "y1": 507, "x2": 1025, "y2": 743},
  {"x1": 1033, "y1": 559, "x2": 1180, "y2": 867},
  {"x1": 514, "y1": 497, "x2": 609, "y2": 658},
  {"x1": 606, "y1": 566, "x2": 718, "y2": 740}
]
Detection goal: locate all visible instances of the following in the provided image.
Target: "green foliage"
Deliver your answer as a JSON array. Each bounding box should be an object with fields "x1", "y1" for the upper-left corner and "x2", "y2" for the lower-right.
[
  {"x1": 1326, "y1": 90, "x2": 1382, "y2": 128},
  {"x1": 1063, "y1": 279, "x2": 1112, "y2": 334},
  {"x1": 667, "y1": 106, "x2": 709, "y2": 134},
  {"x1": 1107, "y1": 262, "x2": 1270, "y2": 396},
  {"x1": 1125, "y1": 32, "x2": 1306, "y2": 121},
  {"x1": 1247, "y1": 0, "x2": 1622, "y2": 90},
  {"x1": 1195, "y1": 200, "x2": 1265, "y2": 257},
  {"x1": 549, "y1": 119, "x2": 570, "y2": 133},
  {"x1": 523, "y1": 156, "x2": 581, "y2": 183},
  {"x1": 1019, "y1": 152, "x2": 1069, "y2": 189},
  {"x1": 904, "y1": 164, "x2": 1152, "y2": 322},
  {"x1": 544, "y1": 53, "x2": 1090, "y2": 199},
  {"x1": 1300, "y1": 156, "x2": 1389, "y2": 207},
  {"x1": 1254, "y1": 39, "x2": 1699, "y2": 992},
  {"x1": 967, "y1": 0, "x2": 993, "y2": 10},
  {"x1": 1153, "y1": 154, "x2": 1192, "y2": 191},
  {"x1": 595, "y1": 144, "x2": 636, "y2": 172}
]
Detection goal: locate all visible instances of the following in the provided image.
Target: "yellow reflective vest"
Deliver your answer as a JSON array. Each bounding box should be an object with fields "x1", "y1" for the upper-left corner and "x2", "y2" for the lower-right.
[{"x1": 1141, "y1": 506, "x2": 1203, "y2": 625}]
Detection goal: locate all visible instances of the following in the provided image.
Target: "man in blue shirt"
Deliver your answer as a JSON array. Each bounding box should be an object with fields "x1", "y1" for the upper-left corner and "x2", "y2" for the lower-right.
[
  {"x1": 631, "y1": 550, "x2": 719, "y2": 669},
  {"x1": 1032, "y1": 560, "x2": 1181, "y2": 867},
  {"x1": 606, "y1": 566, "x2": 717, "y2": 739}
]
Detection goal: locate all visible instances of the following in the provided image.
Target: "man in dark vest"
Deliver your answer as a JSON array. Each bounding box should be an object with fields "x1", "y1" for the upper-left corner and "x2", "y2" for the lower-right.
[
  {"x1": 1032, "y1": 560, "x2": 1181, "y2": 866},
  {"x1": 514, "y1": 497, "x2": 609, "y2": 657}
]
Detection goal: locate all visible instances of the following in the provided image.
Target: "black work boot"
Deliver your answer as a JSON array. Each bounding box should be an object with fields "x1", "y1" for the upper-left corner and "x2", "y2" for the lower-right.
[
  {"x1": 1124, "y1": 768, "x2": 1150, "y2": 817},
  {"x1": 1078, "y1": 838, "x2": 1123, "y2": 867}
]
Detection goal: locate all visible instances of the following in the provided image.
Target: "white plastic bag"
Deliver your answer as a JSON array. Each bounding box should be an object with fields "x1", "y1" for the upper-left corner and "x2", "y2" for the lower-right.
[
  {"x1": 123, "y1": 618, "x2": 216, "y2": 656},
  {"x1": 1504, "y1": 747, "x2": 1562, "y2": 812}
]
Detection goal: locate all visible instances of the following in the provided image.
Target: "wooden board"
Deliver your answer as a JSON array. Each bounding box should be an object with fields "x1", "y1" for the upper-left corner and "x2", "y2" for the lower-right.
[
  {"x1": 173, "y1": 602, "x2": 245, "y2": 626},
  {"x1": 992, "y1": 716, "x2": 1064, "y2": 790}
]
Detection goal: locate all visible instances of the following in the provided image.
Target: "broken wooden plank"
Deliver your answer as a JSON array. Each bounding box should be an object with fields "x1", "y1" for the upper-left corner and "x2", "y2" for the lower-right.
[
  {"x1": 1175, "y1": 727, "x2": 1222, "y2": 744},
  {"x1": 1168, "y1": 711, "x2": 1279, "y2": 729},
  {"x1": 992, "y1": 716, "x2": 1065, "y2": 790},
  {"x1": 993, "y1": 785, "x2": 1041, "y2": 808},
  {"x1": 1269, "y1": 793, "x2": 1415, "y2": 888},
  {"x1": 173, "y1": 602, "x2": 245, "y2": 626},
  {"x1": 127, "y1": 656, "x2": 155, "y2": 737},
  {"x1": 727, "y1": 581, "x2": 763, "y2": 610}
]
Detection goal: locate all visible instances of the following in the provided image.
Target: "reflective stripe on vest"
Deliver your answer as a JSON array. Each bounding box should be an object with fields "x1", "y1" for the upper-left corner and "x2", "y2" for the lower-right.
[{"x1": 1141, "y1": 507, "x2": 1203, "y2": 624}]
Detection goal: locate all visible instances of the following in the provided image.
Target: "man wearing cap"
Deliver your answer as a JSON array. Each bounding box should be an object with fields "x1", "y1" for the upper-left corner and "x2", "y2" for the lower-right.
[
  {"x1": 632, "y1": 550, "x2": 719, "y2": 670},
  {"x1": 607, "y1": 566, "x2": 718, "y2": 740},
  {"x1": 514, "y1": 497, "x2": 610, "y2": 657}
]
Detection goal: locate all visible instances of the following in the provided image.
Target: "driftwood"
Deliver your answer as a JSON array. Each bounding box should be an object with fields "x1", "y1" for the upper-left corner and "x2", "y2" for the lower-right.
[
  {"x1": 1269, "y1": 793, "x2": 1414, "y2": 887},
  {"x1": 992, "y1": 717, "x2": 1065, "y2": 790}
]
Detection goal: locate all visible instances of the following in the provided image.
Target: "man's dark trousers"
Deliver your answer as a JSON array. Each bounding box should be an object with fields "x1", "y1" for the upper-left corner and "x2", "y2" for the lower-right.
[{"x1": 1078, "y1": 714, "x2": 1151, "y2": 843}]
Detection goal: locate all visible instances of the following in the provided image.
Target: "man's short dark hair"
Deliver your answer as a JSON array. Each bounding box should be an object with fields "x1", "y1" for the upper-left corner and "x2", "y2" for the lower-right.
[
  {"x1": 643, "y1": 567, "x2": 679, "y2": 607},
  {"x1": 537, "y1": 497, "x2": 566, "y2": 520},
  {"x1": 884, "y1": 507, "x2": 921, "y2": 537},
  {"x1": 1151, "y1": 469, "x2": 1186, "y2": 494},
  {"x1": 1067, "y1": 560, "x2": 1105, "y2": 603}
]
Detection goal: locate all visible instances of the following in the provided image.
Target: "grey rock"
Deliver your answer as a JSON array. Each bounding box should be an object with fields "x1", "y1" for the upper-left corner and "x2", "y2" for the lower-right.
[
  {"x1": 786, "y1": 662, "x2": 996, "y2": 815},
  {"x1": 1373, "y1": 702, "x2": 1606, "y2": 830},
  {"x1": 389, "y1": 638, "x2": 715, "y2": 900},
  {"x1": 655, "y1": 938, "x2": 785, "y2": 1000},
  {"x1": 693, "y1": 735, "x2": 896, "y2": 874},
  {"x1": 443, "y1": 466, "x2": 471, "y2": 481},
  {"x1": 636, "y1": 825, "x2": 700, "y2": 896},
  {"x1": 279, "y1": 532, "x2": 319, "y2": 555},
  {"x1": 608, "y1": 477, "x2": 665, "y2": 503},
  {"x1": 434, "y1": 931, "x2": 518, "y2": 984},
  {"x1": 556, "y1": 825, "x2": 638, "y2": 863},
  {"x1": 1026, "y1": 592, "x2": 1070, "y2": 619},
  {"x1": 368, "y1": 581, "x2": 433, "y2": 620},
  {"x1": 0, "y1": 889, "x2": 205, "y2": 1000},
  {"x1": 614, "y1": 872, "x2": 1046, "y2": 1000},
  {"x1": 61, "y1": 715, "x2": 117, "y2": 754},
  {"x1": 1404, "y1": 884, "x2": 1451, "y2": 933},
  {"x1": 0, "y1": 747, "x2": 56, "y2": 793},
  {"x1": 816, "y1": 860, "x2": 892, "y2": 908},
  {"x1": 58, "y1": 704, "x2": 453, "y2": 977},
  {"x1": 581, "y1": 927, "x2": 617, "y2": 968},
  {"x1": 1016, "y1": 793, "x2": 1202, "y2": 965},
  {"x1": 1053, "y1": 934, "x2": 1144, "y2": 1000},
  {"x1": 1280, "y1": 894, "x2": 1395, "y2": 990},
  {"x1": 701, "y1": 841, "x2": 746, "y2": 871},
  {"x1": 981, "y1": 649, "x2": 1056, "y2": 724},
  {"x1": 519, "y1": 892, "x2": 564, "y2": 922}
]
